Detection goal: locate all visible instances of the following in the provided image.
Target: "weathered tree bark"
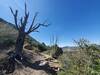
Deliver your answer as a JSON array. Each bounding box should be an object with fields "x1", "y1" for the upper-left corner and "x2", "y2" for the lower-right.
[{"x1": 15, "y1": 31, "x2": 25, "y2": 56}]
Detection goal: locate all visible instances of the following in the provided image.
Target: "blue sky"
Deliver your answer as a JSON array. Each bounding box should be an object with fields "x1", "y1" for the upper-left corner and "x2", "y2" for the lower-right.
[{"x1": 0, "y1": 0, "x2": 100, "y2": 47}]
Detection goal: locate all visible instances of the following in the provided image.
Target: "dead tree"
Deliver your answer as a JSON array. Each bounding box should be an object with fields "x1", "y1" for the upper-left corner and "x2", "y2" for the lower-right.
[
  {"x1": 0, "y1": 3, "x2": 60, "y2": 75},
  {"x1": 10, "y1": 3, "x2": 48, "y2": 60}
]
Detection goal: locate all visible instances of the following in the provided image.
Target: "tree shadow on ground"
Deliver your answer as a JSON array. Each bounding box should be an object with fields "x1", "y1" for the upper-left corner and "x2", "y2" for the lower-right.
[{"x1": 21, "y1": 57, "x2": 57, "y2": 75}]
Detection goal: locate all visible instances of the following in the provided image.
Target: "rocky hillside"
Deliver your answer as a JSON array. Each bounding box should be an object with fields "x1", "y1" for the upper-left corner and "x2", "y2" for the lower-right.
[
  {"x1": 0, "y1": 18, "x2": 40, "y2": 48},
  {"x1": 0, "y1": 18, "x2": 61, "y2": 75}
]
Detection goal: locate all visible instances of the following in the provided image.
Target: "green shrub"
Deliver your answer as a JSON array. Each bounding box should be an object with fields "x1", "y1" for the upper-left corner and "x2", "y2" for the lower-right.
[{"x1": 37, "y1": 42, "x2": 47, "y2": 52}]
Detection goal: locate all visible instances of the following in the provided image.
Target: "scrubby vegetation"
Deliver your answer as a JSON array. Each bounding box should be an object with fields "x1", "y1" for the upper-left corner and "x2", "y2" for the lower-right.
[
  {"x1": 58, "y1": 39, "x2": 100, "y2": 75},
  {"x1": 0, "y1": 2, "x2": 100, "y2": 75}
]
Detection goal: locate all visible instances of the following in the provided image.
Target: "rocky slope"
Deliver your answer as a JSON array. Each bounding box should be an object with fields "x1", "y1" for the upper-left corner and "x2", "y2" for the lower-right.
[{"x1": 0, "y1": 18, "x2": 61, "y2": 75}]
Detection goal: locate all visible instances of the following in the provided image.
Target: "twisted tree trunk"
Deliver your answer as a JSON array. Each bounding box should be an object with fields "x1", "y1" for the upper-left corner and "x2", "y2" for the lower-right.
[{"x1": 15, "y1": 32, "x2": 25, "y2": 56}]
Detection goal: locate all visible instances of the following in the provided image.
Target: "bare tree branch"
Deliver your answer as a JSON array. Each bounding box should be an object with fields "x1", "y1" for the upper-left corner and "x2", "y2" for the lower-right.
[
  {"x1": 10, "y1": 7, "x2": 14, "y2": 16},
  {"x1": 10, "y1": 7, "x2": 19, "y2": 30},
  {"x1": 26, "y1": 21, "x2": 49, "y2": 34},
  {"x1": 20, "y1": 17, "x2": 23, "y2": 26},
  {"x1": 25, "y1": 2, "x2": 27, "y2": 15},
  {"x1": 20, "y1": 3, "x2": 29, "y2": 28},
  {"x1": 10, "y1": 3, "x2": 49, "y2": 34},
  {"x1": 26, "y1": 12, "x2": 38, "y2": 33},
  {"x1": 24, "y1": 2, "x2": 29, "y2": 25},
  {"x1": 23, "y1": 11, "x2": 29, "y2": 26}
]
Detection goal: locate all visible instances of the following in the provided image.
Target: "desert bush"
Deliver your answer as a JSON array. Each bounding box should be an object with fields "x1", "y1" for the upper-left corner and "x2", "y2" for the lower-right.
[
  {"x1": 73, "y1": 38, "x2": 100, "y2": 75},
  {"x1": 58, "y1": 38, "x2": 100, "y2": 75},
  {"x1": 37, "y1": 42, "x2": 47, "y2": 52},
  {"x1": 52, "y1": 45, "x2": 63, "y2": 59}
]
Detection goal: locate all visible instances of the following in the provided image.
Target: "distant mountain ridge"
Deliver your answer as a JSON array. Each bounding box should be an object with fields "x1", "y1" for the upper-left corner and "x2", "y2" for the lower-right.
[
  {"x1": 62, "y1": 44, "x2": 100, "y2": 52},
  {"x1": 62, "y1": 46, "x2": 78, "y2": 52}
]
